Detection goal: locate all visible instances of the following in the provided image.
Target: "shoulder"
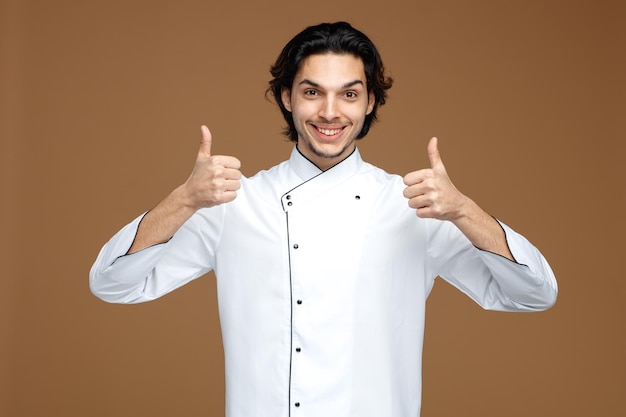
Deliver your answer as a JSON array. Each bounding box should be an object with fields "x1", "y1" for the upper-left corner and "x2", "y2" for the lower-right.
[
  {"x1": 231, "y1": 159, "x2": 292, "y2": 208},
  {"x1": 358, "y1": 161, "x2": 406, "y2": 190},
  {"x1": 241, "y1": 159, "x2": 291, "y2": 191},
  {"x1": 349, "y1": 161, "x2": 411, "y2": 216}
]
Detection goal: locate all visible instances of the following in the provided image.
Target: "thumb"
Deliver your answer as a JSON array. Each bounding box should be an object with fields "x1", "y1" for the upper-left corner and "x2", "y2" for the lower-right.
[
  {"x1": 427, "y1": 136, "x2": 443, "y2": 169},
  {"x1": 198, "y1": 125, "x2": 212, "y2": 158}
]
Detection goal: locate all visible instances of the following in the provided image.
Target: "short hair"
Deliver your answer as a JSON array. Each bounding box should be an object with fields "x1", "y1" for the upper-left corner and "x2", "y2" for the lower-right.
[{"x1": 267, "y1": 22, "x2": 394, "y2": 142}]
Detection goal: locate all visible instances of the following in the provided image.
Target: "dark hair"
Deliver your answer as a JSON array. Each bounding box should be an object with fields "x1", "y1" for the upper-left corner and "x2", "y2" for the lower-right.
[{"x1": 267, "y1": 22, "x2": 393, "y2": 142}]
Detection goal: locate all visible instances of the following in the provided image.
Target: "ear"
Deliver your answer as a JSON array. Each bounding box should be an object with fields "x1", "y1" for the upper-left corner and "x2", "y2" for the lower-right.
[
  {"x1": 281, "y1": 87, "x2": 292, "y2": 112},
  {"x1": 366, "y1": 91, "x2": 375, "y2": 115}
]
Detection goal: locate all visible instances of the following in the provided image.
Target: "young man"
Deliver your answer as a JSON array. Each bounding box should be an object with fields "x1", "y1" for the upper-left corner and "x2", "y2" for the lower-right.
[{"x1": 90, "y1": 22, "x2": 557, "y2": 417}]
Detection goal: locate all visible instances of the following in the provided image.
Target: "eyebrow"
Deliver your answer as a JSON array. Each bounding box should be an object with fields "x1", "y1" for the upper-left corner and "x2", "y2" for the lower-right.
[{"x1": 298, "y1": 79, "x2": 365, "y2": 89}]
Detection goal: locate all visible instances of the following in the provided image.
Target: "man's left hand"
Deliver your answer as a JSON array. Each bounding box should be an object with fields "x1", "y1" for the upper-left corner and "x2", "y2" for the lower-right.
[{"x1": 402, "y1": 137, "x2": 470, "y2": 221}]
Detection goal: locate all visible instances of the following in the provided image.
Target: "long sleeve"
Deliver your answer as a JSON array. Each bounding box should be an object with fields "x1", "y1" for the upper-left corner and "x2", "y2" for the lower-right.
[
  {"x1": 427, "y1": 218, "x2": 558, "y2": 311},
  {"x1": 89, "y1": 207, "x2": 224, "y2": 304},
  {"x1": 87, "y1": 149, "x2": 560, "y2": 417}
]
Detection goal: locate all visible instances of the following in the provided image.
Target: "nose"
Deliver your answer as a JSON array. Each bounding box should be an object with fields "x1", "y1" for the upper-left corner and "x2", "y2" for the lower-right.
[{"x1": 318, "y1": 96, "x2": 339, "y2": 121}]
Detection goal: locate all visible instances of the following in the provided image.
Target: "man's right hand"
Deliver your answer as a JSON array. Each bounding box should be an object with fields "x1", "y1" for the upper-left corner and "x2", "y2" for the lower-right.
[
  {"x1": 182, "y1": 125, "x2": 242, "y2": 210},
  {"x1": 127, "y1": 126, "x2": 241, "y2": 254}
]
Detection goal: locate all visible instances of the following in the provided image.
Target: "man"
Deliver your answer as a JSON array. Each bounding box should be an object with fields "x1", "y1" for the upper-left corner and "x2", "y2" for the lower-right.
[{"x1": 90, "y1": 22, "x2": 557, "y2": 417}]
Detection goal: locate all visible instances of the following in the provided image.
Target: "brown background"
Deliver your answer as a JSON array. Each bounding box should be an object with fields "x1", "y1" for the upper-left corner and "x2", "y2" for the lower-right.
[{"x1": 1, "y1": 0, "x2": 624, "y2": 416}]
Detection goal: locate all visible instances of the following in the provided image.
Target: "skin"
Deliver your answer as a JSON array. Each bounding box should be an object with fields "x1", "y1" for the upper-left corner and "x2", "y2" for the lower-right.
[
  {"x1": 128, "y1": 52, "x2": 514, "y2": 262},
  {"x1": 402, "y1": 136, "x2": 514, "y2": 261},
  {"x1": 127, "y1": 126, "x2": 242, "y2": 254},
  {"x1": 281, "y1": 53, "x2": 374, "y2": 171}
]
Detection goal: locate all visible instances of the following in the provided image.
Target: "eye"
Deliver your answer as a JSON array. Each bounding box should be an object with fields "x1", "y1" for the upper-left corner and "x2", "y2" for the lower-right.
[
  {"x1": 304, "y1": 89, "x2": 318, "y2": 96},
  {"x1": 344, "y1": 91, "x2": 358, "y2": 99}
]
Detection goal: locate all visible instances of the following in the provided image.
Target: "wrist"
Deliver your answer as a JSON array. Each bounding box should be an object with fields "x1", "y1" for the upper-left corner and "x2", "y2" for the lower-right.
[
  {"x1": 450, "y1": 194, "x2": 478, "y2": 225},
  {"x1": 172, "y1": 183, "x2": 202, "y2": 214}
]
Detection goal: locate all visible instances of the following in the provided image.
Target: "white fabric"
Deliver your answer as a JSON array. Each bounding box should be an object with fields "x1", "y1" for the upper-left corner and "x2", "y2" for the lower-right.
[{"x1": 90, "y1": 146, "x2": 557, "y2": 417}]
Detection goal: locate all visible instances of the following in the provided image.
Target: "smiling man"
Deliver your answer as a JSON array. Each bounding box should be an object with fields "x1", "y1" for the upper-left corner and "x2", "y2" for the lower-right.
[
  {"x1": 90, "y1": 22, "x2": 557, "y2": 417},
  {"x1": 281, "y1": 53, "x2": 374, "y2": 170}
]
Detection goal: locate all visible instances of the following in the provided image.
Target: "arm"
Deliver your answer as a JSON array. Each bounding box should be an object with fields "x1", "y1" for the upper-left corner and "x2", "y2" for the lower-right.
[
  {"x1": 426, "y1": 217, "x2": 557, "y2": 311},
  {"x1": 128, "y1": 125, "x2": 242, "y2": 253},
  {"x1": 403, "y1": 137, "x2": 557, "y2": 310},
  {"x1": 403, "y1": 137, "x2": 513, "y2": 259},
  {"x1": 89, "y1": 126, "x2": 241, "y2": 303}
]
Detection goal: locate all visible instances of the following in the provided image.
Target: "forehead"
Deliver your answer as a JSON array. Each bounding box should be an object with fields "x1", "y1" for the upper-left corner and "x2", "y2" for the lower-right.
[{"x1": 294, "y1": 53, "x2": 366, "y2": 88}]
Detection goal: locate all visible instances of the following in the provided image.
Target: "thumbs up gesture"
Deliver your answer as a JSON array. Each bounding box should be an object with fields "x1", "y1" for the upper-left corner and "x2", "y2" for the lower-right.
[
  {"x1": 402, "y1": 137, "x2": 469, "y2": 221},
  {"x1": 183, "y1": 125, "x2": 242, "y2": 210}
]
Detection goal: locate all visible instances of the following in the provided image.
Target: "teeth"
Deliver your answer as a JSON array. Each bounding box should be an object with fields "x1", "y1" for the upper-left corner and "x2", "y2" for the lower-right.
[{"x1": 317, "y1": 127, "x2": 343, "y2": 136}]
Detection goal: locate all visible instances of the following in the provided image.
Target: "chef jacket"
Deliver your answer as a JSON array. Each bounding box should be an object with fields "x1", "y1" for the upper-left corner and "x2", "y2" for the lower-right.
[{"x1": 90, "y1": 146, "x2": 558, "y2": 417}]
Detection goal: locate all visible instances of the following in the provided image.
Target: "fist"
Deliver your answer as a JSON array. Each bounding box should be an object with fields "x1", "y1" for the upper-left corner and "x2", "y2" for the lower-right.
[
  {"x1": 184, "y1": 125, "x2": 242, "y2": 209},
  {"x1": 402, "y1": 137, "x2": 468, "y2": 220}
]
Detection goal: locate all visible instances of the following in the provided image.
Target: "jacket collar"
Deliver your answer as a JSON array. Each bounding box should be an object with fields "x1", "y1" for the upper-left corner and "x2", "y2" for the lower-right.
[
  {"x1": 288, "y1": 145, "x2": 363, "y2": 183},
  {"x1": 282, "y1": 145, "x2": 363, "y2": 211}
]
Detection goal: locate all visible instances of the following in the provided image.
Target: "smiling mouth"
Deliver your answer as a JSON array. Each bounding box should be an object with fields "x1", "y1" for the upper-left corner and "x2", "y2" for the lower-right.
[{"x1": 313, "y1": 125, "x2": 345, "y2": 137}]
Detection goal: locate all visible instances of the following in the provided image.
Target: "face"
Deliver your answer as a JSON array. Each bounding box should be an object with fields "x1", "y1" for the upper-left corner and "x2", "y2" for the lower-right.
[{"x1": 281, "y1": 53, "x2": 375, "y2": 171}]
